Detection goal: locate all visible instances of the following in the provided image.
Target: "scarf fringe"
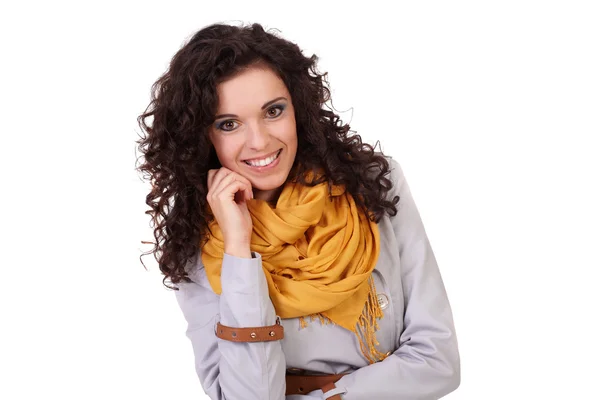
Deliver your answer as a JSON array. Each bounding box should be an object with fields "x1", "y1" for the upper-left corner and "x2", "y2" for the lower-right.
[
  {"x1": 357, "y1": 276, "x2": 390, "y2": 364},
  {"x1": 299, "y1": 276, "x2": 390, "y2": 364},
  {"x1": 299, "y1": 313, "x2": 333, "y2": 328}
]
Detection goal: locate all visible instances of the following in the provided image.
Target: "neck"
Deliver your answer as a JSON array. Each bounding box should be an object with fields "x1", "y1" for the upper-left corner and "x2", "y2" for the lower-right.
[{"x1": 253, "y1": 185, "x2": 284, "y2": 203}]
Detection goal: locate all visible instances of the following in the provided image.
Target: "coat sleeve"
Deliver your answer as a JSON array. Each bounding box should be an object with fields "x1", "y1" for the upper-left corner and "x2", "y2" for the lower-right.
[
  {"x1": 175, "y1": 252, "x2": 287, "y2": 400},
  {"x1": 322, "y1": 158, "x2": 461, "y2": 400}
]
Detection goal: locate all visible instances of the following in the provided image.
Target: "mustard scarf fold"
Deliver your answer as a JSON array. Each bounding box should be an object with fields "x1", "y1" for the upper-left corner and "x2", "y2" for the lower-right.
[{"x1": 201, "y1": 176, "x2": 388, "y2": 363}]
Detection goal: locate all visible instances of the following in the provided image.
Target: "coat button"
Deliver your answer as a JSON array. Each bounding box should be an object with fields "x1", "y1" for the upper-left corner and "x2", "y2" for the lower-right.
[{"x1": 377, "y1": 293, "x2": 389, "y2": 310}]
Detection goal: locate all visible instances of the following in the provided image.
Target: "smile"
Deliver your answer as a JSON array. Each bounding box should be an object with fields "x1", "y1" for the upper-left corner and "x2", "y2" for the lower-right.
[{"x1": 243, "y1": 149, "x2": 282, "y2": 167}]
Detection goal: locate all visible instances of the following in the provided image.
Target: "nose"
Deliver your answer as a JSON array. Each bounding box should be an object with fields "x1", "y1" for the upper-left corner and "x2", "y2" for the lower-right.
[{"x1": 246, "y1": 122, "x2": 270, "y2": 150}]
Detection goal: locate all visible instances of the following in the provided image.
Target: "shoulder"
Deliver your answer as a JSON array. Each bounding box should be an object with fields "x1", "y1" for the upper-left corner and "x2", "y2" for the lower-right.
[
  {"x1": 382, "y1": 154, "x2": 405, "y2": 184},
  {"x1": 370, "y1": 153, "x2": 407, "y2": 202}
]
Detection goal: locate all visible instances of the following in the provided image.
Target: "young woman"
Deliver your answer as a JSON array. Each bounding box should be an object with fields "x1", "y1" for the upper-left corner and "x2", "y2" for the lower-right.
[{"x1": 137, "y1": 22, "x2": 460, "y2": 400}]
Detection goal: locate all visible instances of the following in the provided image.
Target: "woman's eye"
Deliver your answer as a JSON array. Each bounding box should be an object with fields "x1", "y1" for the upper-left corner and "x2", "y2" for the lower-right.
[
  {"x1": 216, "y1": 120, "x2": 239, "y2": 132},
  {"x1": 266, "y1": 105, "x2": 284, "y2": 118}
]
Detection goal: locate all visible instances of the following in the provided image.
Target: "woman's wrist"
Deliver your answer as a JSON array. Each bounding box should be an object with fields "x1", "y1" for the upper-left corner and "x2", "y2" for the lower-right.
[{"x1": 224, "y1": 243, "x2": 252, "y2": 259}]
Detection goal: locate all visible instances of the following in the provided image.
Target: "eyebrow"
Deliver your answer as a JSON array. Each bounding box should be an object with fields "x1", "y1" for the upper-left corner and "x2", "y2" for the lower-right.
[{"x1": 214, "y1": 96, "x2": 288, "y2": 121}]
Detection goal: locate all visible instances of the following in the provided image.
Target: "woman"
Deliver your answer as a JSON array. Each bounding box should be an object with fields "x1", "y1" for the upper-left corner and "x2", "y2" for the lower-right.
[{"x1": 137, "y1": 22, "x2": 460, "y2": 399}]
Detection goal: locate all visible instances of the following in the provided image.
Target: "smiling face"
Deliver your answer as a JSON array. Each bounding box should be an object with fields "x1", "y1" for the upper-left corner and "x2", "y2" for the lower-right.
[{"x1": 208, "y1": 65, "x2": 298, "y2": 202}]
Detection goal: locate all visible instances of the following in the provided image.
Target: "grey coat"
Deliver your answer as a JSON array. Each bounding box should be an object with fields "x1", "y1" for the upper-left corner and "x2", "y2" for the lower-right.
[{"x1": 175, "y1": 158, "x2": 461, "y2": 399}]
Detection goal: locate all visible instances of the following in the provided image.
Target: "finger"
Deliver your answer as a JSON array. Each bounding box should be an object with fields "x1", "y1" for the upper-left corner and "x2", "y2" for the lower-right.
[
  {"x1": 207, "y1": 169, "x2": 218, "y2": 189},
  {"x1": 214, "y1": 178, "x2": 253, "y2": 204},
  {"x1": 208, "y1": 168, "x2": 254, "y2": 202},
  {"x1": 226, "y1": 172, "x2": 254, "y2": 201},
  {"x1": 230, "y1": 173, "x2": 253, "y2": 201},
  {"x1": 211, "y1": 172, "x2": 250, "y2": 201},
  {"x1": 208, "y1": 168, "x2": 233, "y2": 192},
  {"x1": 207, "y1": 169, "x2": 231, "y2": 205}
]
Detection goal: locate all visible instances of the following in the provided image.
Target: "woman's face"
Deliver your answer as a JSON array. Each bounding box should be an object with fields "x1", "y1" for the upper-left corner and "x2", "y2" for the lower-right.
[{"x1": 208, "y1": 66, "x2": 298, "y2": 202}]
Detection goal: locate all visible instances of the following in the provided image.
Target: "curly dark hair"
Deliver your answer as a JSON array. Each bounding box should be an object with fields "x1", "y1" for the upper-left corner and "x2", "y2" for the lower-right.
[{"x1": 136, "y1": 22, "x2": 399, "y2": 288}]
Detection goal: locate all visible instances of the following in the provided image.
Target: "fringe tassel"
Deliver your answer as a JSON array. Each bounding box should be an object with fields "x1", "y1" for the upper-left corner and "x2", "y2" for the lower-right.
[
  {"x1": 298, "y1": 276, "x2": 389, "y2": 364},
  {"x1": 299, "y1": 313, "x2": 333, "y2": 328},
  {"x1": 299, "y1": 316, "x2": 308, "y2": 329},
  {"x1": 356, "y1": 276, "x2": 389, "y2": 364}
]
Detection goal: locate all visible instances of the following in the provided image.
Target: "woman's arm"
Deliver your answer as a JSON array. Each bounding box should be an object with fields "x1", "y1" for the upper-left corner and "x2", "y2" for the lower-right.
[
  {"x1": 320, "y1": 158, "x2": 461, "y2": 400},
  {"x1": 175, "y1": 252, "x2": 287, "y2": 400}
]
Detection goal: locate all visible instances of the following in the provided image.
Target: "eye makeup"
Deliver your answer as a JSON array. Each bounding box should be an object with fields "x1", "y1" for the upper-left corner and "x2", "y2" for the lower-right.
[{"x1": 214, "y1": 102, "x2": 288, "y2": 132}]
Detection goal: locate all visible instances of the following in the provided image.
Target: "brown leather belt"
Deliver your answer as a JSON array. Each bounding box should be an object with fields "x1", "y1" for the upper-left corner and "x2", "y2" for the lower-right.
[{"x1": 285, "y1": 372, "x2": 346, "y2": 397}]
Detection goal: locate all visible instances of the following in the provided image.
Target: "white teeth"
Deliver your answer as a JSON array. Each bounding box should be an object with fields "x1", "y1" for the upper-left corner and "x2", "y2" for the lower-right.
[{"x1": 245, "y1": 151, "x2": 279, "y2": 167}]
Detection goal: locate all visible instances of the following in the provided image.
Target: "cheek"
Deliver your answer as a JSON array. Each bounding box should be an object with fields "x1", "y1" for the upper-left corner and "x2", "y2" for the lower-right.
[
  {"x1": 288, "y1": 127, "x2": 298, "y2": 151},
  {"x1": 267, "y1": 119, "x2": 297, "y2": 144},
  {"x1": 283, "y1": 117, "x2": 298, "y2": 144},
  {"x1": 212, "y1": 137, "x2": 244, "y2": 166}
]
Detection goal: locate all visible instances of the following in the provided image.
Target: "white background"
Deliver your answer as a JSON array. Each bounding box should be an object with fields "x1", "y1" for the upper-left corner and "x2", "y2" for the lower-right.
[{"x1": 1, "y1": 1, "x2": 599, "y2": 399}]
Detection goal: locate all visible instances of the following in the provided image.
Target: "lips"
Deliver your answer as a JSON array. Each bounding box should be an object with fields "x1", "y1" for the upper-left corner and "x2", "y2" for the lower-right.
[{"x1": 243, "y1": 149, "x2": 282, "y2": 167}]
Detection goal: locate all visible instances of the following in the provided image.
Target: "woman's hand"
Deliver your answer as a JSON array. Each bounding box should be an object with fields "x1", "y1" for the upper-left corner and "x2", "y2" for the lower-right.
[{"x1": 206, "y1": 168, "x2": 253, "y2": 258}]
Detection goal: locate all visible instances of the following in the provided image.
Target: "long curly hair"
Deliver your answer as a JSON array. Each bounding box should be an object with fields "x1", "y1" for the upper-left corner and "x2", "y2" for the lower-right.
[{"x1": 136, "y1": 22, "x2": 399, "y2": 288}]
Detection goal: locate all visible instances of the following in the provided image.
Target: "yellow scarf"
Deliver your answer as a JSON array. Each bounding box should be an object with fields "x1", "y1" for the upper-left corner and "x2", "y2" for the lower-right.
[{"x1": 201, "y1": 177, "x2": 388, "y2": 363}]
